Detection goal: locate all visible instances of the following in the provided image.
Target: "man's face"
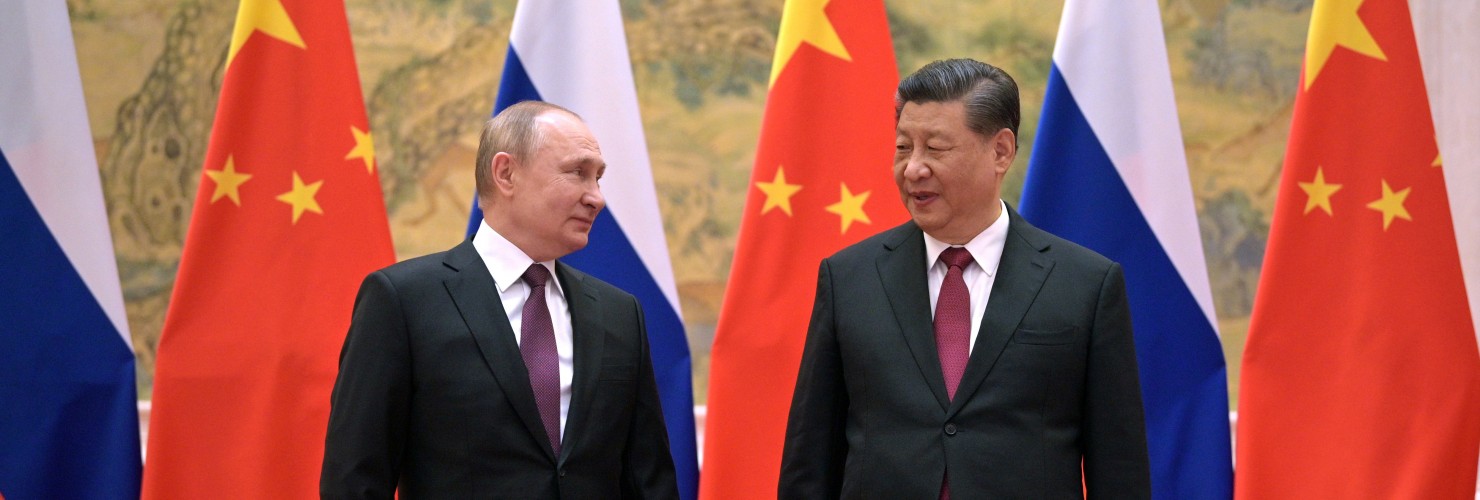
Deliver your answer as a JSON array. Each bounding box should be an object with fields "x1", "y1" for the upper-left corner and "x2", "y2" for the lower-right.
[
  {"x1": 893, "y1": 100, "x2": 1012, "y2": 244},
  {"x1": 507, "y1": 112, "x2": 606, "y2": 261}
]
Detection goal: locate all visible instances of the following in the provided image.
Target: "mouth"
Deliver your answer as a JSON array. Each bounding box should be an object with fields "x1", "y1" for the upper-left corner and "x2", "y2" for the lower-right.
[
  {"x1": 909, "y1": 190, "x2": 938, "y2": 206},
  {"x1": 570, "y1": 216, "x2": 596, "y2": 226}
]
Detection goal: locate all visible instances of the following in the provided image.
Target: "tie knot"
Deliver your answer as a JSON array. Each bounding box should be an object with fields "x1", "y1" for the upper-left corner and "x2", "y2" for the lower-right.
[
  {"x1": 521, "y1": 263, "x2": 551, "y2": 288},
  {"x1": 940, "y1": 247, "x2": 974, "y2": 270}
]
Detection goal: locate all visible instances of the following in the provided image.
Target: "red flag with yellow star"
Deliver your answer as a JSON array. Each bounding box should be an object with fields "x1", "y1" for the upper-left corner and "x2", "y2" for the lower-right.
[
  {"x1": 699, "y1": 0, "x2": 904, "y2": 497},
  {"x1": 141, "y1": 0, "x2": 393, "y2": 496},
  {"x1": 1236, "y1": 0, "x2": 1480, "y2": 497}
]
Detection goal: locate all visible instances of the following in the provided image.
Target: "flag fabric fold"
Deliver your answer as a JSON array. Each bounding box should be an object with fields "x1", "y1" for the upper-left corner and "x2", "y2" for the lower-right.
[
  {"x1": 1236, "y1": 0, "x2": 1480, "y2": 497},
  {"x1": 1018, "y1": 1, "x2": 1233, "y2": 498},
  {"x1": 142, "y1": 0, "x2": 395, "y2": 496},
  {"x1": 699, "y1": 1, "x2": 904, "y2": 497},
  {"x1": 464, "y1": 2, "x2": 700, "y2": 498},
  {"x1": 0, "y1": 1, "x2": 141, "y2": 497}
]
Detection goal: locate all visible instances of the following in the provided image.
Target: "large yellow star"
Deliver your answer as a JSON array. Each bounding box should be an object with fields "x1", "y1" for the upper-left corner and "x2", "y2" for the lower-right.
[
  {"x1": 276, "y1": 171, "x2": 324, "y2": 224},
  {"x1": 769, "y1": 0, "x2": 852, "y2": 87},
  {"x1": 755, "y1": 166, "x2": 803, "y2": 216},
  {"x1": 1304, "y1": 0, "x2": 1386, "y2": 89},
  {"x1": 1365, "y1": 179, "x2": 1411, "y2": 230},
  {"x1": 1298, "y1": 167, "x2": 1342, "y2": 215},
  {"x1": 226, "y1": 0, "x2": 307, "y2": 70},
  {"x1": 204, "y1": 156, "x2": 253, "y2": 206},
  {"x1": 824, "y1": 183, "x2": 871, "y2": 234},
  {"x1": 345, "y1": 126, "x2": 376, "y2": 173}
]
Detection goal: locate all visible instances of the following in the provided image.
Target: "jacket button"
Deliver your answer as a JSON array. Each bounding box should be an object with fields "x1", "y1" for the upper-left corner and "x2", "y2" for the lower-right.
[
  {"x1": 944, "y1": 423, "x2": 957, "y2": 436},
  {"x1": 559, "y1": 469, "x2": 567, "y2": 478}
]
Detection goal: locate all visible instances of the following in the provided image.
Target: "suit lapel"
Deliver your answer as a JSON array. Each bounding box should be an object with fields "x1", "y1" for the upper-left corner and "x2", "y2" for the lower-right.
[
  {"x1": 441, "y1": 241, "x2": 557, "y2": 462},
  {"x1": 876, "y1": 223, "x2": 952, "y2": 411},
  {"x1": 948, "y1": 208, "x2": 1054, "y2": 417},
  {"x1": 554, "y1": 262, "x2": 603, "y2": 465}
]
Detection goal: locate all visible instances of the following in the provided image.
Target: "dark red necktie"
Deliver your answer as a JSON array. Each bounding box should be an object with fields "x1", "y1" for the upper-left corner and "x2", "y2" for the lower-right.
[
  {"x1": 520, "y1": 264, "x2": 561, "y2": 455},
  {"x1": 935, "y1": 247, "x2": 974, "y2": 400},
  {"x1": 934, "y1": 247, "x2": 974, "y2": 500}
]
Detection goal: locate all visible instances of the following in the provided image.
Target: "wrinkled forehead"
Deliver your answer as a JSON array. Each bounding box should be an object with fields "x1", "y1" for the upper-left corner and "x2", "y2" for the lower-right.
[{"x1": 534, "y1": 112, "x2": 603, "y2": 157}]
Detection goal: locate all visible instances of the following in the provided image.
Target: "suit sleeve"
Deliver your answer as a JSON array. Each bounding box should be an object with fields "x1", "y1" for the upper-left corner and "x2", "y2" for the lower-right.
[
  {"x1": 620, "y1": 297, "x2": 681, "y2": 499},
  {"x1": 1082, "y1": 263, "x2": 1152, "y2": 499},
  {"x1": 321, "y1": 270, "x2": 411, "y2": 500},
  {"x1": 778, "y1": 259, "x2": 849, "y2": 499}
]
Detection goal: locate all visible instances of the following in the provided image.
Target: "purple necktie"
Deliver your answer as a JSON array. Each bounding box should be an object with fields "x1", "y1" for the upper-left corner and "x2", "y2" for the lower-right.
[
  {"x1": 934, "y1": 247, "x2": 974, "y2": 500},
  {"x1": 520, "y1": 264, "x2": 561, "y2": 455}
]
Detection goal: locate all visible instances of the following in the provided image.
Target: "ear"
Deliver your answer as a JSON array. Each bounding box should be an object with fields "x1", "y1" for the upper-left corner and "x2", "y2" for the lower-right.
[
  {"x1": 491, "y1": 151, "x2": 517, "y2": 196},
  {"x1": 991, "y1": 128, "x2": 1017, "y2": 175}
]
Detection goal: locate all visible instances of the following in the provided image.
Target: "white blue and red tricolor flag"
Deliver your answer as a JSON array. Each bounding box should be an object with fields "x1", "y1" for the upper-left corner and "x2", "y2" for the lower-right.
[
  {"x1": 1019, "y1": 1, "x2": 1233, "y2": 498},
  {"x1": 0, "y1": 1, "x2": 142, "y2": 498},
  {"x1": 467, "y1": 2, "x2": 699, "y2": 497}
]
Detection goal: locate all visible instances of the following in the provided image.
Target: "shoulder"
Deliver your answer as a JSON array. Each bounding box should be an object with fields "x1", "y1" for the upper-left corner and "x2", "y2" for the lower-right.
[
  {"x1": 364, "y1": 240, "x2": 474, "y2": 288},
  {"x1": 1007, "y1": 209, "x2": 1117, "y2": 274},
  {"x1": 824, "y1": 221, "x2": 920, "y2": 265},
  {"x1": 555, "y1": 262, "x2": 639, "y2": 306}
]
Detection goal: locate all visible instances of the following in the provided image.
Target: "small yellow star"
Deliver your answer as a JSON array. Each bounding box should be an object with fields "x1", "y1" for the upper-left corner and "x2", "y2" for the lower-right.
[
  {"x1": 1365, "y1": 180, "x2": 1412, "y2": 230},
  {"x1": 1433, "y1": 152, "x2": 1442, "y2": 168},
  {"x1": 345, "y1": 126, "x2": 376, "y2": 173},
  {"x1": 1298, "y1": 167, "x2": 1342, "y2": 216},
  {"x1": 1304, "y1": 0, "x2": 1386, "y2": 89},
  {"x1": 204, "y1": 156, "x2": 253, "y2": 206},
  {"x1": 275, "y1": 171, "x2": 324, "y2": 224},
  {"x1": 770, "y1": 0, "x2": 852, "y2": 86},
  {"x1": 824, "y1": 183, "x2": 871, "y2": 234},
  {"x1": 227, "y1": 0, "x2": 306, "y2": 70},
  {"x1": 755, "y1": 166, "x2": 803, "y2": 216}
]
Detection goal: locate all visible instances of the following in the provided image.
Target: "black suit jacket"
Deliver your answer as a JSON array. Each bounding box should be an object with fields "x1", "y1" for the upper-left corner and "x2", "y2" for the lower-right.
[
  {"x1": 321, "y1": 240, "x2": 678, "y2": 499},
  {"x1": 779, "y1": 208, "x2": 1150, "y2": 499}
]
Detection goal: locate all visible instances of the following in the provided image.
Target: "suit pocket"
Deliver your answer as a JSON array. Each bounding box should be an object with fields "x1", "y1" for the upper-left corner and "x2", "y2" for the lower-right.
[
  {"x1": 1010, "y1": 327, "x2": 1077, "y2": 346},
  {"x1": 599, "y1": 363, "x2": 637, "y2": 382}
]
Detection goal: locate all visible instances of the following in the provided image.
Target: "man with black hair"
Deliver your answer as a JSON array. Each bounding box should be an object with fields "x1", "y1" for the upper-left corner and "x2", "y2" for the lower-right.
[{"x1": 780, "y1": 59, "x2": 1151, "y2": 499}]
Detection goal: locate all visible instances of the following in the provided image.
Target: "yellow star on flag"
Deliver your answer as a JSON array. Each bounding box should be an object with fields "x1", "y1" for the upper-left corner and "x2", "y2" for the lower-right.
[
  {"x1": 226, "y1": 0, "x2": 306, "y2": 70},
  {"x1": 1365, "y1": 179, "x2": 1411, "y2": 230},
  {"x1": 1304, "y1": 0, "x2": 1386, "y2": 89},
  {"x1": 755, "y1": 166, "x2": 803, "y2": 216},
  {"x1": 276, "y1": 171, "x2": 324, "y2": 224},
  {"x1": 1298, "y1": 167, "x2": 1342, "y2": 215},
  {"x1": 346, "y1": 126, "x2": 376, "y2": 173},
  {"x1": 825, "y1": 182, "x2": 871, "y2": 234},
  {"x1": 205, "y1": 156, "x2": 254, "y2": 206},
  {"x1": 769, "y1": 0, "x2": 852, "y2": 87}
]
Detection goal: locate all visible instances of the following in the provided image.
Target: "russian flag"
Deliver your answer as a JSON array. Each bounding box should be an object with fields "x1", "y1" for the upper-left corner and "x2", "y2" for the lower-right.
[
  {"x1": 466, "y1": 2, "x2": 699, "y2": 498},
  {"x1": 0, "y1": 1, "x2": 142, "y2": 498},
  {"x1": 1019, "y1": 1, "x2": 1233, "y2": 498}
]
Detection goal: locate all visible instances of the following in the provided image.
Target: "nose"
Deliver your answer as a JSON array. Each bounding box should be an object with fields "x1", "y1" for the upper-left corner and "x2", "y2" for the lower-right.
[
  {"x1": 903, "y1": 153, "x2": 932, "y2": 182},
  {"x1": 584, "y1": 182, "x2": 605, "y2": 212}
]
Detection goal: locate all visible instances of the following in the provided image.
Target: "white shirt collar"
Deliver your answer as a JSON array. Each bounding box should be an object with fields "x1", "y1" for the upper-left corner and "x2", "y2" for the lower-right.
[
  {"x1": 471, "y1": 219, "x2": 563, "y2": 297},
  {"x1": 922, "y1": 199, "x2": 1009, "y2": 277}
]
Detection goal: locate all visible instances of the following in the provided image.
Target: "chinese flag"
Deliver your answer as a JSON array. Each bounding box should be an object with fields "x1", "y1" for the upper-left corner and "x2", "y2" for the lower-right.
[
  {"x1": 699, "y1": 1, "x2": 905, "y2": 497},
  {"x1": 141, "y1": 0, "x2": 394, "y2": 497},
  {"x1": 1236, "y1": 0, "x2": 1480, "y2": 498}
]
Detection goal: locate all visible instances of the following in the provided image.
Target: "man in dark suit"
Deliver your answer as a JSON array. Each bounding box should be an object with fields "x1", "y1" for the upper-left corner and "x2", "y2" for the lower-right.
[
  {"x1": 779, "y1": 59, "x2": 1151, "y2": 499},
  {"x1": 321, "y1": 101, "x2": 678, "y2": 499}
]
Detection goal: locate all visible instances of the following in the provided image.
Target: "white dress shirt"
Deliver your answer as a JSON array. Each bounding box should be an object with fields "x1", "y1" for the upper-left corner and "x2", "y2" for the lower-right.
[
  {"x1": 923, "y1": 200, "x2": 1010, "y2": 355},
  {"x1": 472, "y1": 220, "x2": 574, "y2": 439}
]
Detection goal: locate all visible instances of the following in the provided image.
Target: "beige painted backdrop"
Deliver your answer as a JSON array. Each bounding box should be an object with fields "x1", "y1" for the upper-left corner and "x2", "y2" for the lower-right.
[{"x1": 69, "y1": 0, "x2": 1307, "y2": 406}]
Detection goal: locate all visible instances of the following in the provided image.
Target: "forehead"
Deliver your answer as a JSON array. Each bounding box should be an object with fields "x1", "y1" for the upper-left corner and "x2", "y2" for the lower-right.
[
  {"x1": 533, "y1": 111, "x2": 602, "y2": 160},
  {"x1": 896, "y1": 100, "x2": 970, "y2": 137}
]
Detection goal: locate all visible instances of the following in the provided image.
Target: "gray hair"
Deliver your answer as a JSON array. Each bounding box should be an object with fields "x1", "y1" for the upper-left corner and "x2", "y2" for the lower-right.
[{"x1": 474, "y1": 100, "x2": 581, "y2": 202}]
